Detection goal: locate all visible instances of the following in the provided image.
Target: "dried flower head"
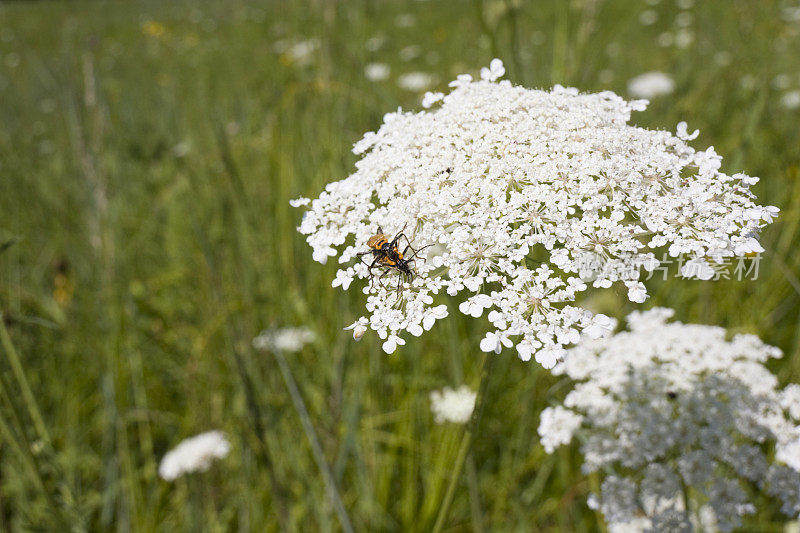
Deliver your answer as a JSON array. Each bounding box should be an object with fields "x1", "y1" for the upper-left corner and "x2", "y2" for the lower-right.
[
  {"x1": 430, "y1": 385, "x2": 477, "y2": 424},
  {"x1": 158, "y1": 430, "x2": 231, "y2": 481},
  {"x1": 344, "y1": 317, "x2": 368, "y2": 341},
  {"x1": 295, "y1": 59, "x2": 776, "y2": 363},
  {"x1": 538, "y1": 309, "x2": 800, "y2": 531}
]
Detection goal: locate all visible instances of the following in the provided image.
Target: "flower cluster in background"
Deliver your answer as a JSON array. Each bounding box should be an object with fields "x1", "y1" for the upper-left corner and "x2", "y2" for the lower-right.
[
  {"x1": 365, "y1": 62, "x2": 390, "y2": 82},
  {"x1": 158, "y1": 431, "x2": 231, "y2": 482},
  {"x1": 430, "y1": 385, "x2": 477, "y2": 424},
  {"x1": 772, "y1": 72, "x2": 800, "y2": 110},
  {"x1": 295, "y1": 59, "x2": 777, "y2": 365},
  {"x1": 538, "y1": 309, "x2": 800, "y2": 532},
  {"x1": 252, "y1": 326, "x2": 315, "y2": 353},
  {"x1": 397, "y1": 71, "x2": 435, "y2": 92},
  {"x1": 627, "y1": 71, "x2": 675, "y2": 99}
]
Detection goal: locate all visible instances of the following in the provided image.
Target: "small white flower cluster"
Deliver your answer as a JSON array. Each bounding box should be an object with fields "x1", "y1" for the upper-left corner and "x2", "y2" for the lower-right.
[
  {"x1": 158, "y1": 430, "x2": 231, "y2": 481},
  {"x1": 365, "y1": 62, "x2": 390, "y2": 82},
  {"x1": 397, "y1": 71, "x2": 435, "y2": 92},
  {"x1": 781, "y1": 90, "x2": 800, "y2": 111},
  {"x1": 253, "y1": 327, "x2": 315, "y2": 353},
  {"x1": 538, "y1": 309, "x2": 800, "y2": 532},
  {"x1": 627, "y1": 71, "x2": 675, "y2": 99},
  {"x1": 295, "y1": 59, "x2": 776, "y2": 363},
  {"x1": 430, "y1": 385, "x2": 476, "y2": 424}
]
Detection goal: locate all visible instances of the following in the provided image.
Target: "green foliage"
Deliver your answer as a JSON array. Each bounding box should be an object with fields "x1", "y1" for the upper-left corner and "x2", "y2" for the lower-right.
[{"x1": 0, "y1": 0, "x2": 798, "y2": 530}]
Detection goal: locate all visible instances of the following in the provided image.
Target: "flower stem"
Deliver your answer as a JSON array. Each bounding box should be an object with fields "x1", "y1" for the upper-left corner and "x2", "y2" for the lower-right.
[
  {"x1": 0, "y1": 315, "x2": 70, "y2": 527},
  {"x1": 432, "y1": 353, "x2": 494, "y2": 533},
  {"x1": 552, "y1": 0, "x2": 569, "y2": 84},
  {"x1": 0, "y1": 315, "x2": 52, "y2": 446},
  {"x1": 679, "y1": 474, "x2": 692, "y2": 527},
  {"x1": 466, "y1": 452, "x2": 485, "y2": 533},
  {"x1": 272, "y1": 347, "x2": 354, "y2": 533}
]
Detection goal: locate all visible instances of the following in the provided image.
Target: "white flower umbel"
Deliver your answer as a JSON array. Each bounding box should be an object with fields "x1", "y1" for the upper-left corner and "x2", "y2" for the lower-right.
[
  {"x1": 295, "y1": 59, "x2": 776, "y2": 362},
  {"x1": 430, "y1": 385, "x2": 477, "y2": 424},
  {"x1": 252, "y1": 326, "x2": 315, "y2": 353},
  {"x1": 627, "y1": 71, "x2": 675, "y2": 99},
  {"x1": 158, "y1": 430, "x2": 231, "y2": 481},
  {"x1": 538, "y1": 309, "x2": 800, "y2": 532}
]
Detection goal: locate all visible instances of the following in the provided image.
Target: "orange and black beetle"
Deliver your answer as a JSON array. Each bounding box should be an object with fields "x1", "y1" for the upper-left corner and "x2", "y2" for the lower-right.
[{"x1": 357, "y1": 225, "x2": 430, "y2": 292}]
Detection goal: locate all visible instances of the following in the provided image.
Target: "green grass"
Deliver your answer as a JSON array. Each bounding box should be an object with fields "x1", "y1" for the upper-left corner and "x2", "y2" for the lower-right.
[{"x1": 0, "y1": 0, "x2": 799, "y2": 530}]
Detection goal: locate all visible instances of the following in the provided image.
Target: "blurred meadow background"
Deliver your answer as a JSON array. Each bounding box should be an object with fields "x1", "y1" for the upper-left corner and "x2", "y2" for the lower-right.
[{"x1": 1, "y1": 0, "x2": 800, "y2": 530}]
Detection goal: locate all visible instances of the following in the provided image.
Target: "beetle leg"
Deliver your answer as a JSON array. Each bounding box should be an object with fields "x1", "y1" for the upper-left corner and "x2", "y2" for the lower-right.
[
  {"x1": 359, "y1": 252, "x2": 374, "y2": 269},
  {"x1": 396, "y1": 234, "x2": 414, "y2": 256},
  {"x1": 376, "y1": 267, "x2": 393, "y2": 291},
  {"x1": 366, "y1": 255, "x2": 383, "y2": 288},
  {"x1": 406, "y1": 258, "x2": 417, "y2": 276},
  {"x1": 390, "y1": 223, "x2": 408, "y2": 248},
  {"x1": 407, "y1": 243, "x2": 433, "y2": 261},
  {"x1": 395, "y1": 271, "x2": 404, "y2": 300}
]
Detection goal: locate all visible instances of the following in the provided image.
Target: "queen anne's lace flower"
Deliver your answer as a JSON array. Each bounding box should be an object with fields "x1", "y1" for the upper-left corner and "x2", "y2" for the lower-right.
[
  {"x1": 430, "y1": 385, "x2": 477, "y2": 424},
  {"x1": 158, "y1": 430, "x2": 231, "y2": 481},
  {"x1": 538, "y1": 309, "x2": 800, "y2": 532},
  {"x1": 295, "y1": 59, "x2": 776, "y2": 362}
]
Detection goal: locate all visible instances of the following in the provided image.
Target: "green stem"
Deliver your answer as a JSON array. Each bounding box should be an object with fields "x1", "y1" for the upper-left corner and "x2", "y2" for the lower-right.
[
  {"x1": 678, "y1": 474, "x2": 692, "y2": 527},
  {"x1": 730, "y1": 84, "x2": 767, "y2": 172},
  {"x1": 466, "y1": 453, "x2": 485, "y2": 533},
  {"x1": 0, "y1": 315, "x2": 52, "y2": 446},
  {"x1": 474, "y1": 0, "x2": 501, "y2": 60},
  {"x1": 0, "y1": 364, "x2": 65, "y2": 526},
  {"x1": 230, "y1": 348, "x2": 291, "y2": 532},
  {"x1": 504, "y1": 0, "x2": 524, "y2": 85},
  {"x1": 272, "y1": 348, "x2": 354, "y2": 533},
  {"x1": 552, "y1": 1, "x2": 569, "y2": 84},
  {"x1": 432, "y1": 353, "x2": 494, "y2": 533}
]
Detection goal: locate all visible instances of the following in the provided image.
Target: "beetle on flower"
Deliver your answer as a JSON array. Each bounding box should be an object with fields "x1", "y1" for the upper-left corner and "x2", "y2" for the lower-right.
[{"x1": 294, "y1": 59, "x2": 777, "y2": 364}]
